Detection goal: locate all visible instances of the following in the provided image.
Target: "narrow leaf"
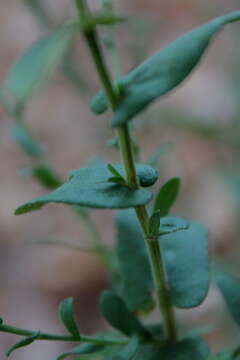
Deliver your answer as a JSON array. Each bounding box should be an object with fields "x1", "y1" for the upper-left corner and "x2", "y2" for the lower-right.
[
  {"x1": 149, "y1": 211, "x2": 161, "y2": 236},
  {"x1": 56, "y1": 343, "x2": 105, "y2": 360},
  {"x1": 6, "y1": 331, "x2": 40, "y2": 357},
  {"x1": 154, "y1": 178, "x2": 181, "y2": 216},
  {"x1": 31, "y1": 165, "x2": 62, "y2": 189},
  {"x1": 106, "y1": 336, "x2": 139, "y2": 360},
  {"x1": 116, "y1": 209, "x2": 154, "y2": 312},
  {"x1": 15, "y1": 163, "x2": 154, "y2": 215},
  {"x1": 100, "y1": 291, "x2": 150, "y2": 338},
  {"x1": 161, "y1": 221, "x2": 209, "y2": 308},
  {"x1": 11, "y1": 123, "x2": 44, "y2": 158},
  {"x1": 4, "y1": 23, "x2": 77, "y2": 105},
  {"x1": 215, "y1": 270, "x2": 240, "y2": 327},
  {"x1": 59, "y1": 297, "x2": 80, "y2": 338},
  {"x1": 91, "y1": 11, "x2": 240, "y2": 127},
  {"x1": 107, "y1": 164, "x2": 124, "y2": 179}
]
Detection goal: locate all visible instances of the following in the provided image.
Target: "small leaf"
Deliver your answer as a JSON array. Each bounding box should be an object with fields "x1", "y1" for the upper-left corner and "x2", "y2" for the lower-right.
[
  {"x1": 11, "y1": 123, "x2": 44, "y2": 158},
  {"x1": 159, "y1": 216, "x2": 189, "y2": 236},
  {"x1": 215, "y1": 270, "x2": 240, "y2": 327},
  {"x1": 154, "y1": 178, "x2": 181, "y2": 216},
  {"x1": 100, "y1": 291, "x2": 150, "y2": 338},
  {"x1": 4, "y1": 23, "x2": 77, "y2": 105},
  {"x1": 91, "y1": 11, "x2": 240, "y2": 127},
  {"x1": 107, "y1": 164, "x2": 125, "y2": 179},
  {"x1": 31, "y1": 165, "x2": 62, "y2": 189},
  {"x1": 15, "y1": 162, "x2": 154, "y2": 215},
  {"x1": 106, "y1": 336, "x2": 139, "y2": 360},
  {"x1": 59, "y1": 297, "x2": 80, "y2": 338},
  {"x1": 148, "y1": 211, "x2": 161, "y2": 236},
  {"x1": 6, "y1": 331, "x2": 40, "y2": 357},
  {"x1": 108, "y1": 177, "x2": 127, "y2": 186},
  {"x1": 0, "y1": 318, "x2": 3, "y2": 325},
  {"x1": 82, "y1": 11, "x2": 126, "y2": 31},
  {"x1": 116, "y1": 209, "x2": 154, "y2": 312},
  {"x1": 56, "y1": 343, "x2": 105, "y2": 360},
  {"x1": 134, "y1": 337, "x2": 209, "y2": 360},
  {"x1": 161, "y1": 221, "x2": 209, "y2": 308}
]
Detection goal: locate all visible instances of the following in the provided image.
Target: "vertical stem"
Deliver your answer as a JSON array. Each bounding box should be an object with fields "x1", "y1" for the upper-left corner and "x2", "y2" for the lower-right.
[{"x1": 75, "y1": 0, "x2": 177, "y2": 342}]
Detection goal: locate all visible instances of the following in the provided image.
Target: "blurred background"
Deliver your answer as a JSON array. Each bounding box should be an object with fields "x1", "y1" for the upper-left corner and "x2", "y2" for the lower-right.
[{"x1": 0, "y1": 0, "x2": 240, "y2": 358}]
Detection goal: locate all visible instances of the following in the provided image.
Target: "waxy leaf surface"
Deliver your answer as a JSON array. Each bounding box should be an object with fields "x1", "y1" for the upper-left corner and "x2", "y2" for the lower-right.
[
  {"x1": 215, "y1": 270, "x2": 240, "y2": 327},
  {"x1": 100, "y1": 291, "x2": 150, "y2": 338},
  {"x1": 106, "y1": 336, "x2": 139, "y2": 360},
  {"x1": 4, "y1": 24, "x2": 77, "y2": 105},
  {"x1": 161, "y1": 222, "x2": 209, "y2": 308},
  {"x1": 116, "y1": 209, "x2": 154, "y2": 312},
  {"x1": 15, "y1": 163, "x2": 154, "y2": 214},
  {"x1": 91, "y1": 12, "x2": 240, "y2": 127}
]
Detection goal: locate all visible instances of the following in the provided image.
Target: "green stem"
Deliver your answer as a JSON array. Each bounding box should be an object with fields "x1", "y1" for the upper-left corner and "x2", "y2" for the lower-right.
[
  {"x1": 0, "y1": 324, "x2": 126, "y2": 345},
  {"x1": 75, "y1": 0, "x2": 177, "y2": 342}
]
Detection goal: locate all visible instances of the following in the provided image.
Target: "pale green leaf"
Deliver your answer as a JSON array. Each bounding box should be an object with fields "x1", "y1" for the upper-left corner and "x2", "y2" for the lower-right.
[
  {"x1": 11, "y1": 123, "x2": 44, "y2": 158},
  {"x1": 59, "y1": 297, "x2": 80, "y2": 338},
  {"x1": 15, "y1": 162, "x2": 154, "y2": 215},
  {"x1": 154, "y1": 178, "x2": 181, "y2": 216},
  {"x1": 91, "y1": 11, "x2": 240, "y2": 127},
  {"x1": 105, "y1": 336, "x2": 139, "y2": 360},
  {"x1": 159, "y1": 216, "x2": 189, "y2": 236},
  {"x1": 161, "y1": 222, "x2": 209, "y2": 308},
  {"x1": 215, "y1": 270, "x2": 240, "y2": 327},
  {"x1": 116, "y1": 209, "x2": 154, "y2": 312},
  {"x1": 4, "y1": 23, "x2": 77, "y2": 105}
]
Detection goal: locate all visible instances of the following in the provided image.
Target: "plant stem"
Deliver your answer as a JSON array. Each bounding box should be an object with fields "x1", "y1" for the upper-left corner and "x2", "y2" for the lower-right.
[
  {"x1": 0, "y1": 324, "x2": 126, "y2": 345},
  {"x1": 75, "y1": 0, "x2": 177, "y2": 342}
]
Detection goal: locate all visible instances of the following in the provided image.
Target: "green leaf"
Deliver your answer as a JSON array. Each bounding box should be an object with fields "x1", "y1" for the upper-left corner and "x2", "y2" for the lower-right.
[
  {"x1": 207, "y1": 352, "x2": 233, "y2": 360},
  {"x1": 11, "y1": 123, "x2": 44, "y2": 158},
  {"x1": 161, "y1": 222, "x2": 209, "y2": 308},
  {"x1": 134, "y1": 337, "x2": 209, "y2": 360},
  {"x1": 6, "y1": 331, "x2": 40, "y2": 357},
  {"x1": 56, "y1": 343, "x2": 105, "y2": 360},
  {"x1": 4, "y1": 23, "x2": 77, "y2": 105},
  {"x1": 91, "y1": 11, "x2": 240, "y2": 127},
  {"x1": 108, "y1": 177, "x2": 126, "y2": 186},
  {"x1": 100, "y1": 291, "x2": 150, "y2": 338},
  {"x1": 0, "y1": 318, "x2": 3, "y2": 325},
  {"x1": 59, "y1": 297, "x2": 80, "y2": 338},
  {"x1": 159, "y1": 216, "x2": 189, "y2": 236},
  {"x1": 14, "y1": 162, "x2": 154, "y2": 215},
  {"x1": 31, "y1": 165, "x2": 62, "y2": 189},
  {"x1": 115, "y1": 209, "x2": 154, "y2": 312},
  {"x1": 106, "y1": 336, "x2": 139, "y2": 360},
  {"x1": 215, "y1": 270, "x2": 240, "y2": 327},
  {"x1": 154, "y1": 178, "x2": 181, "y2": 216},
  {"x1": 82, "y1": 11, "x2": 125, "y2": 31},
  {"x1": 149, "y1": 211, "x2": 161, "y2": 236},
  {"x1": 108, "y1": 164, "x2": 124, "y2": 179}
]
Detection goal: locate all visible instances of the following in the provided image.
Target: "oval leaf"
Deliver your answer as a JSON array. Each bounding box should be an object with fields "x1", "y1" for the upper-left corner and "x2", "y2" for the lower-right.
[
  {"x1": 215, "y1": 270, "x2": 240, "y2": 327},
  {"x1": 14, "y1": 163, "x2": 153, "y2": 215},
  {"x1": 159, "y1": 216, "x2": 189, "y2": 236},
  {"x1": 154, "y1": 178, "x2": 181, "y2": 216},
  {"x1": 116, "y1": 209, "x2": 154, "y2": 312},
  {"x1": 100, "y1": 291, "x2": 150, "y2": 338},
  {"x1": 56, "y1": 343, "x2": 105, "y2": 360},
  {"x1": 6, "y1": 331, "x2": 40, "y2": 357},
  {"x1": 59, "y1": 297, "x2": 80, "y2": 339},
  {"x1": 4, "y1": 23, "x2": 77, "y2": 105},
  {"x1": 91, "y1": 11, "x2": 240, "y2": 127},
  {"x1": 161, "y1": 221, "x2": 209, "y2": 308}
]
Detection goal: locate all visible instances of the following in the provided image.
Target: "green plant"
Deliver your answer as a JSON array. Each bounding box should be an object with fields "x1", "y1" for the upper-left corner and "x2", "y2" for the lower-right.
[{"x1": 1, "y1": 1, "x2": 240, "y2": 359}]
